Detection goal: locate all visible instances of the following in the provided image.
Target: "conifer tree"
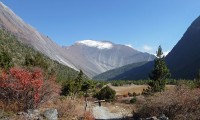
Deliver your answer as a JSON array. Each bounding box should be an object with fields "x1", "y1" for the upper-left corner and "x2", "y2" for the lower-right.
[
  {"x1": 73, "y1": 70, "x2": 83, "y2": 99},
  {"x1": 149, "y1": 45, "x2": 170, "y2": 92},
  {"x1": 0, "y1": 48, "x2": 13, "y2": 70}
]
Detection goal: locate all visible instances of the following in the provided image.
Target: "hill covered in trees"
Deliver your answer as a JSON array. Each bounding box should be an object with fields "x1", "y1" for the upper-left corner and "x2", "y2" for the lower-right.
[{"x1": 0, "y1": 29, "x2": 79, "y2": 83}]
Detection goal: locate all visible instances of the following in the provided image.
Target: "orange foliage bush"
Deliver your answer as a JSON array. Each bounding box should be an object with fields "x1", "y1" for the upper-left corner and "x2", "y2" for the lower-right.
[{"x1": 0, "y1": 67, "x2": 60, "y2": 112}]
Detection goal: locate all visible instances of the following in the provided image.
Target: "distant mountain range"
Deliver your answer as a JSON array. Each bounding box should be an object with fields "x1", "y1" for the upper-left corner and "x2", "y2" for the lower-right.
[
  {"x1": 63, "y1": 40, "x2": 155, "y2": 77},
  {"x1": 96, "y1": 15, "x2": 200, "y2": 80},
  {"x1": 0, "y1": 2, "x2": 155, "y2": 78}
]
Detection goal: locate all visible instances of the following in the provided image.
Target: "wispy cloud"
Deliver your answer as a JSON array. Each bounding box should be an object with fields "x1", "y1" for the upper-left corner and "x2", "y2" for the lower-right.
[{"x1": 143, "y1": 45, "x2": 153, "y2": 52}]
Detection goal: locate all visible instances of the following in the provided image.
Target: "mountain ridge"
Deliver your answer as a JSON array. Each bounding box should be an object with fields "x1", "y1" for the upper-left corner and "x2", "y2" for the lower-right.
[{"x1": 63, "y1": 40, "x2": 155, "y2": 77}]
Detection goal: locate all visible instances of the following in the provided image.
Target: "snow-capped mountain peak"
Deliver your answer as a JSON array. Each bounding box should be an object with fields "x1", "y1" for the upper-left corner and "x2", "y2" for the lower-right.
[{"x1": 76, "y1": 40, "x2": 113, "y2": 49}]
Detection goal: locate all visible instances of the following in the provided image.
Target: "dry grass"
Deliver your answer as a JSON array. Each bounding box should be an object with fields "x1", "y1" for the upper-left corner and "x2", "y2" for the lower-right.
[
  {"x1": 134, "y1": 85, "x2": 200, "y2": 120},
  {"x1": 109, "y1": 84, "x2": 148, "y2": 96},
  {"x1": 40, "y1": 97, "x2": 86, "y2": 120},
  {"x1": 109, "y1": 84, "x2": 175, "y2": 96}
]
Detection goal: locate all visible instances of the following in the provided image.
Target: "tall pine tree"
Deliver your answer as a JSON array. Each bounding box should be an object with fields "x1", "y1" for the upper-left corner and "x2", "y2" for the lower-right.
[
  {"x1": 149, "y1": 45, "x2": 170, "y2": 92},
  {"x1": 72, "y1": 70, "x2": 83, "y2": 99}
]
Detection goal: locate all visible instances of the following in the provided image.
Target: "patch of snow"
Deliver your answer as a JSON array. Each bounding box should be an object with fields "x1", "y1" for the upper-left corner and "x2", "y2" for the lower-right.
[
  {"x1": 76, "y1": 40, "x2": 113, "y2": 49},
  {"x1": 125, "y1": 44, "x2": 133, "y2": 48}
]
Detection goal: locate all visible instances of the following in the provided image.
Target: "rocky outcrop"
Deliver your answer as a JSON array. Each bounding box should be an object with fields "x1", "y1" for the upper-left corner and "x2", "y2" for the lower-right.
[
  {"x1": 17, "y1": 109, "x2": 42, "y2": 120},
  {"x1": 43, "y1": 109, "x2": 58, "y2": 120},
  {"x1": 14, "y1": 109, "x2": 58, "y2": 120}
]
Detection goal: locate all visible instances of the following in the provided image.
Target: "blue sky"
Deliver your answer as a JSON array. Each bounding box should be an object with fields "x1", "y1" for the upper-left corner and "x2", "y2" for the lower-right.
[{"x1": 1, "y1": 0, "x2": 200, "y2": 54}]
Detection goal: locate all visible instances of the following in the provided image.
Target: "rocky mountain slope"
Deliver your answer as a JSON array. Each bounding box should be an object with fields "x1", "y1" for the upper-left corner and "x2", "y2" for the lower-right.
[
  {"x1": 0, "y1": 2, "x2": 77, "y2": 70},
  {"x1": 63, "y1": 40, "x2": 155, "y2": 77},
  {"x1": 104, "y1": 15, "x2": 200, "y2": 80}
]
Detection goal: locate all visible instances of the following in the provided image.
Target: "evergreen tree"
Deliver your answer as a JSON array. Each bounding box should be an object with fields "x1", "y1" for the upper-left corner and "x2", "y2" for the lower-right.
[
  {"x1": 73, "y1": 70, "x2": 83, "y2": 99},
  {"x1": 61, "y1": 79, "x2": 75, "y2": 96},
  {"x1": 24, "y1": 53, "x2": 34, "y2": 66},
  {"x1": 24, "y1": 52, "x2": 49, "y2": 70},
  {"x1": 0, "y1": 48, "x2": 13, "y2": 70},
  {"x1": 149, "y1": 45, "x2": 170, "y2": 92}
]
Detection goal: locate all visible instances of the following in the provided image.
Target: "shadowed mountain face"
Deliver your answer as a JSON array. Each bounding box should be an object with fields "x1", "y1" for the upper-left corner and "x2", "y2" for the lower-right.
[
  {"x1": 0, "y1": 2, "x2": 78, "y2": 70},
  {"x1": 63, "y1": 40, "x2": 155, "y2": 78},
  {"x1": 101, "y1": 16, "x2": 200, "y2": 80},
  {"x1": 93, "y1": 61, "x2": 148, "y2": 80},
  {"x1": 166, "y1": 16, "x2": 200, "y2": 79}
]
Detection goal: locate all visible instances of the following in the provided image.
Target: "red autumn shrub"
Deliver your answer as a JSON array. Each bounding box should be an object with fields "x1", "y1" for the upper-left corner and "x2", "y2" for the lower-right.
[{"x1": 0, "y1": 67, "x2": 60, "y2": 112}]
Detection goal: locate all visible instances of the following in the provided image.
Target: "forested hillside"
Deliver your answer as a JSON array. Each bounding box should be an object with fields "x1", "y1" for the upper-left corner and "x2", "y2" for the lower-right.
[{"x1": 0, "y1": 29, "x2": 79, "y2": 83}]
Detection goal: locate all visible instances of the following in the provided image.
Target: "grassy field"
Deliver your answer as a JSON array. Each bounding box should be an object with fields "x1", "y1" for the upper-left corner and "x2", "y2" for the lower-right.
[{"x1": 108, "y1": 84, "x2": 175, "y2": 96}]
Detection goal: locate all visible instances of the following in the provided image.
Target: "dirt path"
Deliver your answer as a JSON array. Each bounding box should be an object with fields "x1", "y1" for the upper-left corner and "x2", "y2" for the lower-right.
[{"x1": 92, "y1": 106, "x2": 123, "y2": 119}]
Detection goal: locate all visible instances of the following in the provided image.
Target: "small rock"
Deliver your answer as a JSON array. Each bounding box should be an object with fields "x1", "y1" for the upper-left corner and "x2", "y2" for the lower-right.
[
  {"x1": 17, "y1": 109, "x2": 42, "y2": 120},
  {"x1": 28, "y1": 109, "x2": 40, "y2": 119},
  {"x1": 43, "y1": 108, "x2": 58, "y2": 120},
  {"x1": 158, "y1": 113, "x2": 168, "y2": 120},
  {"x1": 146, "y1": 116, "x2": 159, "y2": 120}
]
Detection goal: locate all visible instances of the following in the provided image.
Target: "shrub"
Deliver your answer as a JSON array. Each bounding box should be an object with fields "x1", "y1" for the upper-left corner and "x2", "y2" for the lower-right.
[
  {"x1": 84, "y1": 111, "x2": 95, "y2": 120},
  {"x1": 132, "y1": 92, "x2": 137, "y2": 96},
  {"x1": 134, "y1": 85, "x2": 200, "y2": 119},
  {"x1": 130, "y1": 97, "x2": 137, "y2": 104},
  {"x1": 94, "y1": 86, "x2": 116, "y2": 102},
  {"x1": 43, "y1": 97, "x2": 85, "y2": 120},
  {"x1": 123, "y1": 94, "x2": 128, "y2": 97},
  {"x1": 0, "y1": 67, "x2": 60, "y2": 112},
  {"x1": 128, "y1": 92, "x2": 133, "y2": 97}
]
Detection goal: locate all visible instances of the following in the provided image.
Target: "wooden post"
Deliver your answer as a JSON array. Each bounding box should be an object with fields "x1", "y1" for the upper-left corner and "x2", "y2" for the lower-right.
[{"x1": 94, "y1": 100, "x2": 106, "y2": 107}]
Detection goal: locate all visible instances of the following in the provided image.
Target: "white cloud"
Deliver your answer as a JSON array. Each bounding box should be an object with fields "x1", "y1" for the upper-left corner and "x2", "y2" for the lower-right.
[
  {"x1": 143, "y1": 45, "x2": 153, "y2": 52},
  {"x1": 76, "y1": 40, "x2": 113, "y2": 49}
]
